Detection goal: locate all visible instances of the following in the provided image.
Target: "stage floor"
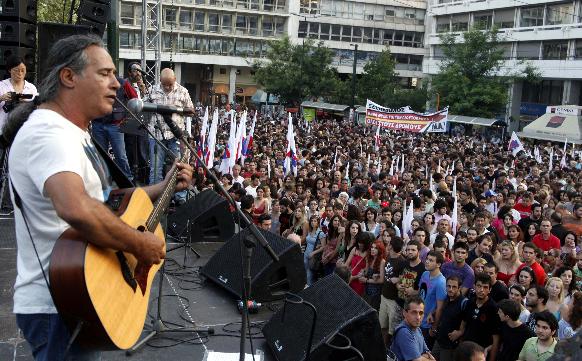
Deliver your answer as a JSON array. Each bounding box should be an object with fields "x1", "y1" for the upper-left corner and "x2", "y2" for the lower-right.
[{"x1": 0, "y1": 216, "x2": 280, "y2": 361}]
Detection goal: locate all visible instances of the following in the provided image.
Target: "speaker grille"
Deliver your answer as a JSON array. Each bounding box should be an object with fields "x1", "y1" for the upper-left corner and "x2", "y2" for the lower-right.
[
  {"x1": 201, "y1": 227, "x2": 306, "y2": 301},
  {"x1": 262, "y1": 274, "x2": 385, "y2": 361}
]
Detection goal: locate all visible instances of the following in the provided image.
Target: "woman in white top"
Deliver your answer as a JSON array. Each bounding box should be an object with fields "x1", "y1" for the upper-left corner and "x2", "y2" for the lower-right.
[{"x1": 0, "y1": 55, "x2": 38, "y2": 133}]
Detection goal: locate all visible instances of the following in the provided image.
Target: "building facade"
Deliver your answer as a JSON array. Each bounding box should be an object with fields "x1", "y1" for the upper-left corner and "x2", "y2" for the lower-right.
[
  {"x1": 118, "y1": 0, "x2": 427, "y2": 105},
  {"x1": 289, "y1": 0, "x2": 427, "y2": 88},
  {"x1": 423, "y1": 0, "x2": 582, "y2": 128},
  {"x1": 119, "y1": 0, "x2": 289, "y2": 105}
]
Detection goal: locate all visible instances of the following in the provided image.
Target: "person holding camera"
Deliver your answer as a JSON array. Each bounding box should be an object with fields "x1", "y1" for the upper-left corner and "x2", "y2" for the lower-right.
[{"x1": 0, "y1": 56, "x2": 38, "y2": 135}]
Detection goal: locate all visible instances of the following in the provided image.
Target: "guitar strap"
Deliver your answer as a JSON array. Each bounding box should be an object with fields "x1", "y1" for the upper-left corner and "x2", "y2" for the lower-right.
[{"x1": 90, "y1": 134, "x2": 135, "y2": 189}]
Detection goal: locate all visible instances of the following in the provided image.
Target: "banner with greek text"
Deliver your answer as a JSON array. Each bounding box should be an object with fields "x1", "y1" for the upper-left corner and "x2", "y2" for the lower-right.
[{"x1": 365, "y1": 99, "x2": 448, "y2": 133}]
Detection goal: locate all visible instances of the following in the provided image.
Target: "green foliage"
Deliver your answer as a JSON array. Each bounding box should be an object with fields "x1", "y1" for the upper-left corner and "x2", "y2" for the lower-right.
[
  {"x1": 431, "y1": 28, "x2": 533, "y2": 118},
  {"x1": 356, "y1": 49, "x2": 428, "y2": 111},
  {"x1": 38, "y1": 0, "x2": 78, "y2": 23},
  {"x1": 252, "y1": 36, "x2": 339, "y2": 105}
]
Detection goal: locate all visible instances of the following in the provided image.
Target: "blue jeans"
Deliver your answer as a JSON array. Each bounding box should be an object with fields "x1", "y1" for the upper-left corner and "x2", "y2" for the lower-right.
[
  {"x1": 148, "y1": 137, "x2": 186, "y2": 201},
  {"x1": 91, "y1": 121, "x2": 133, "y2": 181},
  {"x1": 16, "y1": 313, "x2": 101, "y2": 361}
]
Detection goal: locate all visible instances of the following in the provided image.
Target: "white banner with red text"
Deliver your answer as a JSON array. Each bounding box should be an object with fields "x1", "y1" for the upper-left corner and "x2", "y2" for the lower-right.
[{"x1": 365, "y1": 99, "x2": 448, "y2": 133}]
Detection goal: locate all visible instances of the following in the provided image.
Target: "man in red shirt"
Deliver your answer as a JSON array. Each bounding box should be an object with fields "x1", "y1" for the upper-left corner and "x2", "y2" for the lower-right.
[
  {"x1": 515, "y1": 242, "x2": 547, "y2": 286},
  {"x1": 532, "y1": 219, "x2": 561, "y2": 252},
  {"x1": 513, "y1": 192, "x2": 533, "y2": 219}
]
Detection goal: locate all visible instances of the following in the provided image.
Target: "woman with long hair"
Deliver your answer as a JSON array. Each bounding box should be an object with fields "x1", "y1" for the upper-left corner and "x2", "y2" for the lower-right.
[
  {"x1": 342, "y1": 221, "x2": 362, "y2": 262},
  {"x1": 524, "y1": 223, "x2": 540, "y2": 243},
  {"x1": 545, "y1": 277, "x2": 565, "y2": 320},
  {"x1": 561, "y1": 232, "x2": 580, "y2": 260},
  {"x1": 358, "y1": 239, "x2": 386, "y2": 310},
  {"x1": 345, "y1": 232, "x2": 370, "y2": 296},
  {"x1": 321, "y1": 215, "x2": 344, "y2": 275},
  {"x1": 361, "y1": 207, "x2": 380, "y2": 238},
  {"x1": 495, "y1": 240, "x2": 523, "y2": 285},
  {"x1": 517, "y1": 267, "x2": 537, "y2": 291},
  {"x1": 304, "y1": 215, "x2": 326, "y2": 286},
  {"x1": 554, "y1": 267, "x2": 577, "y2": 304},
  {"x1": 252, "y1": 186, "x2": 269, "y2": 223}
]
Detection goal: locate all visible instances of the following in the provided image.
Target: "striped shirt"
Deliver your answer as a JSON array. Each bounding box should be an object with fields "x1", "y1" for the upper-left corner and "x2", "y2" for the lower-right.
[{"x1": 145, "y1": 82, "x2": 193, "y2": 140}]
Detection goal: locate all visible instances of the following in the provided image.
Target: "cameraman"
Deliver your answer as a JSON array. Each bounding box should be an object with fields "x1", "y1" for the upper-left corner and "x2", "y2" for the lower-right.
[{"x1": 0, "y1": 56, "x2": 38, "y2": 135}]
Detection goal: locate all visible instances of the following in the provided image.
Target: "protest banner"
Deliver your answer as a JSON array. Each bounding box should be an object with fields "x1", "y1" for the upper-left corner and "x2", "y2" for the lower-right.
[{"x1": 365, "y1": 99, "x2": 448, "y2": 133}]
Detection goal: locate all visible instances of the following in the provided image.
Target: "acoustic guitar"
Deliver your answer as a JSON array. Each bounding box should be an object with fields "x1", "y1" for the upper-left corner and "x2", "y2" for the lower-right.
[{"x1": 49, "y1": 151, "x2": 189, "y2": 350}]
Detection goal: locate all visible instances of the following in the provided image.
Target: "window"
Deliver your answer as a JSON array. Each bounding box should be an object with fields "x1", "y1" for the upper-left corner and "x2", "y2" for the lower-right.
[
  {"x1": 120, "y1": 4, "x2": 134, "y2": 26},
  {"x1": 543, "y1": 41, "x2": 568, "y2": 59},
  {"x1": 179, "y1": 10, "x2": 192, "y2": 30},
  {"x1": 220, "y1": 68, "x2": 226, "y2": 74},
  {"x1": 262, "y1": 17, "x2": 274, "y2": 37},
  {"x1": 331, "y1": 24, "x2": 340, "y2": 41},
  {"x1": 248, "y1": 16, "x2": 258, "y2": 35},
  {"x1": 274, "y1": 18, "x2": 284, "y2": 35},
  {"x1": 451, "y1": 14, "x2": 468, "y2": 31},
  {"x1": 385, "y1": 8, "x2": 395, "y2": 17},
  {"x1": 208, "y1": 13, "x2": 219, "y2": 32},
  {"x1": 576, "y1": 40, "x2": 582, "y2": 59},
  {"x1": 436, "y1": 16, "x2": 450, "y2": 33},
  {"x1": 367, "y1": 15, "x2": 374, "y2": 21},
  {"x1": 520, "y1": 6, "x2": 544, "y2": 27},
  {"x1": 120, "y1": 31, "x2": 130, "y2": 48},
  {"x1": 236, "y1": 15, "x2": 247, "y2": 34},
  {"x1": 209, "y1": 38, "x2": 222, "y2": 54},
  {"x1": 342, "y1": 26, "x2": 351, "y2": 42},
  {"x1": 517, "y1": 41, "x2": 541, "y2": 59},
  {"x1": 250, "y1": 0, "x2": 259, "y2": 10},
  {"x1": 237, "y1": 0, "x2": 249, "y2": 9},
  {"x1": 263, "y1": 0, "x2": 274, "y2": 11},
  {"x1": 275, "y1": 0, "x2": 286, "y2": 12},
  {"x1": 473, "y1": 13, "x2": 493, "y2": 30},
  {"x1": 320, "y1": 23, "x2": 330, "y2": 40},
  {"x1": 181, "y1": 35, "x2": 194, "y2": 52},
  {"x1": 222, "y1": 40, "x2": 234, "y2": 55},
  {"x1": 547, "y1": 3, "x2": 573, "y2": 25},
  {"x1": 363, "y1": 27, "x2": 373, "y2": 43},
  {"x1": 165, "y1": 8, "x2": 177, "y2": 27},
  {"x1": 298, "y1": 21, "x2": 307, "y2": 38},
  {"x1": 195, "y1": 12, "x2": 205, "y2": 31},
  {"x1": 308, "y1": 23, "x2": 319, "y2": 39},
  {"x1": 222, "y1": 14, "x2": 232, "y2": 34},
  {"x1": 494, "y1": 9, "x2": 515, "y2": 29},
  {"x1": 352, "y1": 26, "x2": 361, "y2": 42},
  {"x1": 372, "y1": 28, "x2": 381, "y2": 44}
]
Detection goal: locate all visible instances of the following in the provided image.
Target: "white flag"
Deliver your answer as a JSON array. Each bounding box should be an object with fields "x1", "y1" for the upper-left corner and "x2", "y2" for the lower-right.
[{"x1": 508, "y1": 132, "x2": 525, "y2": 156}]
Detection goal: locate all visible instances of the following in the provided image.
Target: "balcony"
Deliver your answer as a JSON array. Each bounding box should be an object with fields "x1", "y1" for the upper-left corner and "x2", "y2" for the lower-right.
[
  {"x1": 423, "y1": 57, "x2": 582, "y2": 79},
  {"x1": 429, "y1": 0, "x2": 568, "y2": 15}
]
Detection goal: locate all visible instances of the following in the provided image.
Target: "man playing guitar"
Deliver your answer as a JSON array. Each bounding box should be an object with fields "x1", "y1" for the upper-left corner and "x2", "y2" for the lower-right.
[{"x1": 5, "y1": 35, "x2": 193, "y2": 360}]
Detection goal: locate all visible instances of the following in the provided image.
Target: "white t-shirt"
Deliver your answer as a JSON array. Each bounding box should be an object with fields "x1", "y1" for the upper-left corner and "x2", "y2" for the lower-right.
[
  {"x1": 245, "y1": 185, "x2": 258, "y2": 198},
  {"x1": 11, "y1": 109, "x2": 109, "y2": 314}
]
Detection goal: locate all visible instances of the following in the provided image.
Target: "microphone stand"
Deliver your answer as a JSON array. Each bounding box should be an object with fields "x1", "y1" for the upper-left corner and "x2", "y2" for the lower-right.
[
  {"x1": 158, "y1": 112, "x2": 279, "y2": 361},
  {"x1": 113, "y1": 99, "x2": 214, "y2": 356}
]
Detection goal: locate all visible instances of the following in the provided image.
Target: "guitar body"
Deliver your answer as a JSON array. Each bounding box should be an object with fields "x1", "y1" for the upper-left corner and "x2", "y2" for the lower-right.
[{"x1": 49, "y1": 187, "x2": 165, "y2": 350}]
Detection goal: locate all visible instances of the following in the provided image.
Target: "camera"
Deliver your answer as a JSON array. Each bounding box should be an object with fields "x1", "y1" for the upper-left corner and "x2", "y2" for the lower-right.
[{"x1": 2, "y1": 92, "x2": 34, "y2": 113}]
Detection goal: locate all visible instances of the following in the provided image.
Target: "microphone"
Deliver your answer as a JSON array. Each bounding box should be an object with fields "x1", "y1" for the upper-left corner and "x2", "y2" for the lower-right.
[{"x1": 127, "y1": 98, "x2": 195, "y2": 116}]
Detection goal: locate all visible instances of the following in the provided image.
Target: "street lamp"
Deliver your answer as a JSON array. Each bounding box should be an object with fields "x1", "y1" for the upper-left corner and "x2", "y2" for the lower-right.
[{"x1": 350, "y1": 43, "x2": 358, "y2": 110}]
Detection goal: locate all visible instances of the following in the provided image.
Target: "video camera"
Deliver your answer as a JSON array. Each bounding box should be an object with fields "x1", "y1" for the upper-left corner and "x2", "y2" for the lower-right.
[{"x1": 2, "y1": 92, "x2": 34, "y2": 113}]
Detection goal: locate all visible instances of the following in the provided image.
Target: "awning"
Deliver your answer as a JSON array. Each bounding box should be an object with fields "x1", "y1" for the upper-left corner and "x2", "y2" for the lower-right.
[
  {"x1": 301, "y1": 101, "x2": 350, "y2": 113},
  {"x1": 448, "y1": 115, "x2": 507, "y2": 127},
  {"x1": 519, "y1": 111, "x2": 582, "y2": 144}
]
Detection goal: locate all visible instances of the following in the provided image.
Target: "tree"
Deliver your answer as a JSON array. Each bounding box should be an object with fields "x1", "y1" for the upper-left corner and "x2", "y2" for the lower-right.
[
  {"x1": 252, "y1": 36, "x2": 339, "y2": 106},
  {"x1": 356, "y1": 49, "x2": 428, "y2": 111},
  {"x1": 431, "y1": 28, "x2": 535, "y2": 118},
  {"x1": 38, "y1": 0, "x2": 79, "y2": 23}
]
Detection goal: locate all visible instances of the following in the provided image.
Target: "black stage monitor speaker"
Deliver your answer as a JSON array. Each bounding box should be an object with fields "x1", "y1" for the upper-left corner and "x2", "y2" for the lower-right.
[
  {"x1": 262, "y1": 274, "x2": 385, "y2": 361},
  {"x1": 77, "y1": 0, "x2": 110, "y2": 23},
  {"x1": 167, "y1": 189, "x2": 235, "y2": 243},
  {"x1": 37, "y1": 23, "x2": 92, "y2": 80},
  {"x1": 201, "y1": 227, "x2": 306, "y2": 302},
  {"x1": 0, "y1": 0, "x2": 37, "y2": 24},
  {"x1": 0, "y1": 22, "x2": 36, "y2": 48},
  {"x1": 0, "y1": 46, "x2": 35, "y2": 68}
]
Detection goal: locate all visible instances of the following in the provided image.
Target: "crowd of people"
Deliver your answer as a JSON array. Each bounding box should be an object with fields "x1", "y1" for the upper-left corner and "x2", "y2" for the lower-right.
[
  {"x1": 3, "y1": 44, "x2": 582, "y2": 361},
  {"x1": 195, "y1": 109, "x2": 582, "y2": 361}
]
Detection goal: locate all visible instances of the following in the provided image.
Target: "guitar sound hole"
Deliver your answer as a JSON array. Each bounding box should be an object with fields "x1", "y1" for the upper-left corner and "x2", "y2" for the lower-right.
[{"x1": 137, "y1": 225, "x2": 146, "y2": 232}]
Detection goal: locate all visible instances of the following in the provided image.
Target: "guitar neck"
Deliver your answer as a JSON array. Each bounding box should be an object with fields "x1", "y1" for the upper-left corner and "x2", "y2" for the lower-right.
[{"x1": 146, "y1": 149, "x2": 190, "y2": 231}]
